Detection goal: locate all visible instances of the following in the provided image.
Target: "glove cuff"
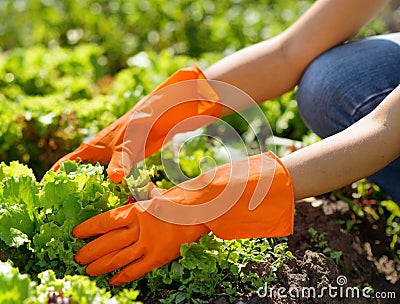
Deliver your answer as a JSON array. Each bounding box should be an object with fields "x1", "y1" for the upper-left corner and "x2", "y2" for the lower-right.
[
  {"x1": 205, "y1": 151, "x2": 294, "y2": 239},
  {"x1": 159, "y1": 151, "x2": 294, "y2": 239}
]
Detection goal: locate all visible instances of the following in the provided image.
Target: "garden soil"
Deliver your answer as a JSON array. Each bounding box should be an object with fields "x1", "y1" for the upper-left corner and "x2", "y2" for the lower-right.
[{"x1": 215, "y1": 196, "x2": 400, "y2": 304}]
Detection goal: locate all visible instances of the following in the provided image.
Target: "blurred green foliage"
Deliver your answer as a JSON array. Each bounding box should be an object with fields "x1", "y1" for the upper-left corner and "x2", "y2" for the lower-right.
[
  {"x1": 0, "y1": 1, "x2": 398, "y2": 301},
  {"x1": 0, "y1": 0, "x2": 392, "y2": 178},
  {"x1": 0, "y1": 46, "x2": 209, "y2": 177},
  {"x1": 0, "y1": 0, "x2": 317, "y2": 72},
  {"x1": 1, "y1": 0, "x2": 391, "y2": 71}
]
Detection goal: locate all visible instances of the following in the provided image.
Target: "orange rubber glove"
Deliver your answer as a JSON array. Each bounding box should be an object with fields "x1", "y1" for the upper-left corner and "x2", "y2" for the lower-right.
[
  {"x1": 50, "y1": 65, "x2": 221, "y2": 182},
  {"x1": 73, "y1": 151, "x2": 294, "y2": 286}
]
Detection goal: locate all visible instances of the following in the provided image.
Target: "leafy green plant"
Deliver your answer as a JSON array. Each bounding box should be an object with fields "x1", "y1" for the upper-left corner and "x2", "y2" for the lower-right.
[
  {"x1": 0, "y1": 159, "x2": 293, "y2": 303},
  {"x1": 335, "y1": 179, "x2": 400, "y2": 257},
  {"x1": 337, "y1": 219, "x2": 362, "y2": 233},
  {"x1": 0, "y1": 261, "x2": 35, "y2": 304},
  {"x1": 0, "y1": 261, "x2": 141, "y2": 304},
  {"x1": 0, "y1": 1, "x2": 395, "y2": 302},
  {"x1": 0, "y1": 160, "x2": 130, "y2": 280},
  {"x1": 378, "y1": 200, "x2": 400, "y2": 252},
  {"x1": 0, "y1": 0, "x2": 390, "y2": 72},
  {"x1": 0, "y1": 46, "x2": 205, "y2": 178},
  {"x1": 140, "y1": 235, "x2": 292, "y2": 303},
  {"x1": 308, "y1": 227, "x2": 342, "y2": 264},
  {"x1": 0, "y1": 0, "x2": 319, "y2": 71}
]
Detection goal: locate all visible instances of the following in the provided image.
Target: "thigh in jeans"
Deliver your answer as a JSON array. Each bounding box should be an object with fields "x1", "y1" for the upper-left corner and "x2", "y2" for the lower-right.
[{"x1": 296, "y1": 33, "x2": 400, "y2": 203}]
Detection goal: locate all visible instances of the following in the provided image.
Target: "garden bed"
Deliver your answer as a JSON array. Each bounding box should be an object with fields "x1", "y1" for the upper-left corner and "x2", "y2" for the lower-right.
[{"x1": 211, "y1": 197, "x2": 399, "y2": 304}]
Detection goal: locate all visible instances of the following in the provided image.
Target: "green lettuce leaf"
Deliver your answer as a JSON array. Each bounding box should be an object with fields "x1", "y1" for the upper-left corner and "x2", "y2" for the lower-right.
[
  {"x1": 0, "y1": 175, "x2": 39, "y2": 247},
  {"x1": 0, "y1": 261, "x2": 36, "y2": 304}
]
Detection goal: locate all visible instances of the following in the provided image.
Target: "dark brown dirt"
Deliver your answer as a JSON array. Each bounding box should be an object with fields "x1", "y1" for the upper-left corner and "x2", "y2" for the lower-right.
[{"x1": 220, "y1": 197, "x2": 400, "y2": 304}]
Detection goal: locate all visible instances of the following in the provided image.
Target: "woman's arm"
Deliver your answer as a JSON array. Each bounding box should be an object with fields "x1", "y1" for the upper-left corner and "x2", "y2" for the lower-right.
[
  {"x1": 282, "y1": 85, "x2": 400, "y2": 201},
  {"x1": 205, "y1": 0, "x2": 389, "y2": 115}
]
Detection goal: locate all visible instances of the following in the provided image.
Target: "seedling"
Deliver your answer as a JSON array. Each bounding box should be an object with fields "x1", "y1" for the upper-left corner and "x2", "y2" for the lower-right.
[{"x1": 308, "y1": 228, "x2": 343, "y2": 264}]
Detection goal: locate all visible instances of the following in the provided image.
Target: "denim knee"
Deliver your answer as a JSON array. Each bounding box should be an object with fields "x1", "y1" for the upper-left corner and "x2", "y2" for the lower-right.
[
  {"x1": 297, "y1": 36, "x2": 400, "y2": 138},
  {"x1": 296, "y1": 34, "x2": 400, "y2": 203}
]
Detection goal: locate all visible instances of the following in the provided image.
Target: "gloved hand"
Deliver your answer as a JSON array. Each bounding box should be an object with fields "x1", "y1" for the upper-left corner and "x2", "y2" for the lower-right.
[
  {"x1": 73, "y1": 151, "x2": 294, "y2": 286},
  {"x1": 50, "y1": 65, "x2": 221, "y2": 182}
]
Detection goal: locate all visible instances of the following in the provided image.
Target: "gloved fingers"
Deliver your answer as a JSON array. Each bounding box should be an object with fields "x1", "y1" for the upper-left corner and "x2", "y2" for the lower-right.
[
  {"x1": 71, "y1": 142, "x2": 112, "y2": 164},
  {"x1": 85, "y1": 244, "x2": 146, "y2": 276},
  {"x1": 109, "y1": 255, "x2": 154, "y2": 286},
  {"x1": 107, "y1": 148, "x2": 124, "y2": 183},
  {"x1": 73, "y1": 204, "x2": 138, "y2": 238},
  {"x1": 75, "y1": 225, "x2": 139, "y2": 265}
]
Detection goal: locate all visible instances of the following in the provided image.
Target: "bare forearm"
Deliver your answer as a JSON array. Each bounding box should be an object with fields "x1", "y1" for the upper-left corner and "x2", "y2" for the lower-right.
[
  {"x1": 204, "y1": 36, "x2": 296, "y2": 108},
  {"x1": 282, "y1": 85, "x2": 400, "y2": 201},
  {"x1": 204, "y1": 0, "x2": 389, "y2": 116}
]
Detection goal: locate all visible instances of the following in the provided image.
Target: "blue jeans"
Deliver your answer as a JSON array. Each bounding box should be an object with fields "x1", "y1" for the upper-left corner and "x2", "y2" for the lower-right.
[{"x1": 297, "y1": 33, "x2": 400, "y2": 203}]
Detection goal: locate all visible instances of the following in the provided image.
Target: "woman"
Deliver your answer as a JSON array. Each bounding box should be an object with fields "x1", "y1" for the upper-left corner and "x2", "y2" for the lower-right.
[
  {"x1": 204, "y1": 0, "x2": 400, "y2": 203},
  {"x1": 53, "y1": 0, "x2": 400, "y2": 285}
]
